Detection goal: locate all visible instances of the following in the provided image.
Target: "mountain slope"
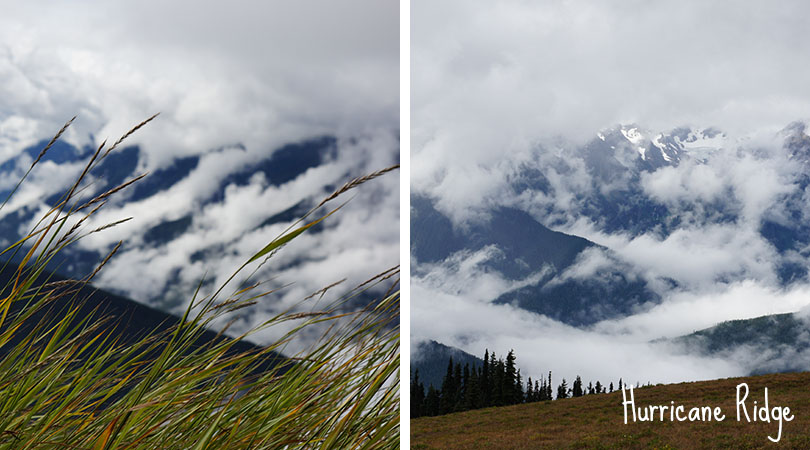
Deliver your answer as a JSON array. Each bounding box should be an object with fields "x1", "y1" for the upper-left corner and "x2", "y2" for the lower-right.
[
  {"x1": 411, "y1": 197, "x2": 591, "y2": 277},
  {"x1": 412, "y1": 340, "x2": 484, "y2": 390},
  {"x1": 412, "y1": 371, "x2": 810, "y2": 448},
  {"x1": 494, "y1": 269, "x2": 658, "y2": 326},
  {"x1": 411, "y1": 195, "x2": 660, "y2": 325},
  {"x1": 0, "y1": 262, "x2": 283, "y2": 373},
  {"x1": 668, "y1": 312, "x2": 810, "y2": 375}
]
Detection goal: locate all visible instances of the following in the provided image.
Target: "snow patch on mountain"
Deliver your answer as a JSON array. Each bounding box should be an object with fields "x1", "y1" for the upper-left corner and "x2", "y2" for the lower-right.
[
  {"x1": 673, "y1": 127, "x2": 728, "y2": 154},
  {"x1": 620, "y1": 126, "x2": 644, "y2": 145}
]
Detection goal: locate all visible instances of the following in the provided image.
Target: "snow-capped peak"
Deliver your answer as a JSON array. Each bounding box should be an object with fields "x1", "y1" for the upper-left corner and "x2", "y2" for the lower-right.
[
  {"x1": 652, "y1": 134, "x2": 673, "y2": 162},
  {"x1": 618, "y1": 126, "x2": 649, "y2": 160},
  {"x1": 620, "y1": 127, "x2": 645, "y2": 145}
]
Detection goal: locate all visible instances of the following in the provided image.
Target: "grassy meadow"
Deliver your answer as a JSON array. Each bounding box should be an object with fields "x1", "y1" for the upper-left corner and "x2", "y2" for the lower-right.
[
  {"x1": 0, "y1": 117, "x2": 399, "y2": 449},
  {"x1": 411, "y1": 371, "x2": 810, "y2": 449}
]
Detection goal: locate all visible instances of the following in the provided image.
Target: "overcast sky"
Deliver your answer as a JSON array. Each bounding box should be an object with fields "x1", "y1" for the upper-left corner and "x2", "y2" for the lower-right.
[
  {"x1": 0, "y1": 1, "x2": 399, "y2": 347},
  {"x1": 0, "y1": 0, "x2": 398, "y2": 164},
  {"x1": 412, "y1": 0, "x2": 810, "y2": 385},
  {"x1": 413, "y1": 0, "x2": 810, "y2": 213}
]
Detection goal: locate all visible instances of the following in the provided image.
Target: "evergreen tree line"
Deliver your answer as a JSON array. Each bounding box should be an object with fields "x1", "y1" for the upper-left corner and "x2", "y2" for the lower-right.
[{"x1": 411, "y1": 349, "x2": 625, "y2": 418}]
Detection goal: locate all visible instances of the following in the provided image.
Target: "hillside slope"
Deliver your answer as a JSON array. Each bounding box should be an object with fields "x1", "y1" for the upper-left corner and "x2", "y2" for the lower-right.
[
  {"x1": 412, "y1": 371, "x2": 810, "y2": 449},
  {"x1": 411, "y1": 195, "x2": 660, "y2": 326},
  {"x1": 0, "y1": 262, "x2": 283, "y2": 373},
  {"x1": 666, "y1": 312, "x2": 810, "y2": 375},
  {"x1": 411, "y1": 340, "x2": 484, "y2": 390}
]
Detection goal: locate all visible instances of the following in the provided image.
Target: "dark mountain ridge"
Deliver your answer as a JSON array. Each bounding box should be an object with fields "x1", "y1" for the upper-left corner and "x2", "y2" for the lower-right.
[
  {"x1": 0, "y1": 260, "x2": 283, "y2": 374},
  {"x1": 668, "y1": 312, "x2": 810, "y2": 375},
  {"x1": 411, "y1": 196, "x2": 591, "y2": 277},
  {"x1": 411, "y1": 340, "x2": 483, "y2": 390},
  {"x1": 411, "y1": 194, "x2": 661, "y2": 325}
]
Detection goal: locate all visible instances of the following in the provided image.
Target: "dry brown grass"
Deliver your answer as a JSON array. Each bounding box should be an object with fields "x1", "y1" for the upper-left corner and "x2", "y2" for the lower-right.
[{"x1": 411, "y1": 371, "x2": 810, "y2": 449}]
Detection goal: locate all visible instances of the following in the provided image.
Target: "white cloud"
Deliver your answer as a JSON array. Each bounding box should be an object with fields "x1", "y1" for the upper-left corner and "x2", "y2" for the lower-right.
[
  {"x1": 0, "y1": 0, "x2": 398, "y2": 170},
  {"x1": 411, "y1": 251, "x2": 749, "y2": 386},
  {"x1": 412, "y1": 240, "x2": 810, "y2": 385},
  {"x1": 0, "y1": 2, "x2": 399, "y2": 347},
  {"x1": 413, "y1": 0, "x2": 810, "y2": 216},
  {"x1": 84, "y1": 133, "x2": 400, "y2": 316},
  {"x1": 641, "y1": 163, "x2": 725, "y2": 205},
  {"x1": 555, "y1": 247, "x2": 620, "y2": 282},
  {"x1": 412, "y1": 0, "x2": 810, "y2": 383}
]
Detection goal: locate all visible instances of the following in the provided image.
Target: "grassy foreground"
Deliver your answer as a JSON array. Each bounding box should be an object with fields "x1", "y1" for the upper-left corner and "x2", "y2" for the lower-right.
[
  {"x1": 0, "y1": 117, "x2": 399, "y2": 449},
  {"x1": 411, "y1": 371, "x2": 810, "y2": 449}
]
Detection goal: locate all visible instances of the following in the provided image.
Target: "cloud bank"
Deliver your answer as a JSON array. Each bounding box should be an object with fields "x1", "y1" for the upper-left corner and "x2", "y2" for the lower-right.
[
  {"x1": 413, "y1": 0, "x2": 810, "y2": 216},
  {"x1": 0, "y1": 1, "x2": 399, "y2": 346},
  {"x1": 0, "y1": 0, "x2": 398, "y2": 168},
  {"x1": 412, "y1": 0, "x2": 810, "y2": 384},
  {"x1": 412, "y1": 248, "x2": 810, "y2": 386}
]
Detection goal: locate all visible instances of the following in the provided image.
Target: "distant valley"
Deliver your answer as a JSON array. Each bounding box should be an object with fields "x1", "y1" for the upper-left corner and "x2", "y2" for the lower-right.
[{"x1": 412, "y1": 120, "x2": 810, "y2": 383}]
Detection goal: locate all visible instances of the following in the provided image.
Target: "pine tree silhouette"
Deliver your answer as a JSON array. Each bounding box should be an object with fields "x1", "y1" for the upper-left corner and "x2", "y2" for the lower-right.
[
  {"x1": 572, "y1": 375, "x2": 583, "y2": 397},
  {"x1": 557, "y1": 378, "x2": 569, "y2": 399},
  {"x1": 426, "y1": 386, "x2": 441, "y2": 416},
  {"x1": 411, "y1": 369, "x2": 425, "y2": 418},
  {"x1": 439, "y1": 358, "x2": 456, "y2": 414}
]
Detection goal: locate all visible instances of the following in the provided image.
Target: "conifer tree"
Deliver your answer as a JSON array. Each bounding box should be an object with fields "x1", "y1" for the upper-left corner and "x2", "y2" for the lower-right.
[
  {"x1": 488, "y1": 351, "x2": 499, "y2": 407},
  {"x1": 461, "y1": 363, "x2": 471, "y2": 411},
  {"x1": 493, "y1": 357, "x2": 505, "y2": 406},
  {"x1": 465, "y1": 364, "x2": 481, "y2": 410},
  {"x1": 425, "y1": 386, "x2": 441, "y2": 417},
  {"x1": 481, "y1": 350, "x2": 490, "y2": 407},
  {"x1": 473, "y1": 367, "x2": 486, "y2": 408},
  {"x1": 595, "y1": 380, "x2": 603, "y2": 394},
  {"x1": 557, "y1": 378, "x2": 569, "y2": 399},
  {"x1": 411, "y1": 370, "x2": 425, "y2": 418},
  {"x1": 609, "y1": 381, "x2": 614, "y2": 393},
  {"x1": 572, "y1": 375, "x2": 583, "y2": 397},
  {"x1": 453, "y1": 362, "x2": 463, "y2": 412},
  {"x1": 526, "y1": 376, "x2": 534, "y2": 402},
  {"x1": 505, "y1": 350, "x2": 518, "y2": 404},
  {"x1": 440, "y1": 358, "x2": 456, "y2": 414}
]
